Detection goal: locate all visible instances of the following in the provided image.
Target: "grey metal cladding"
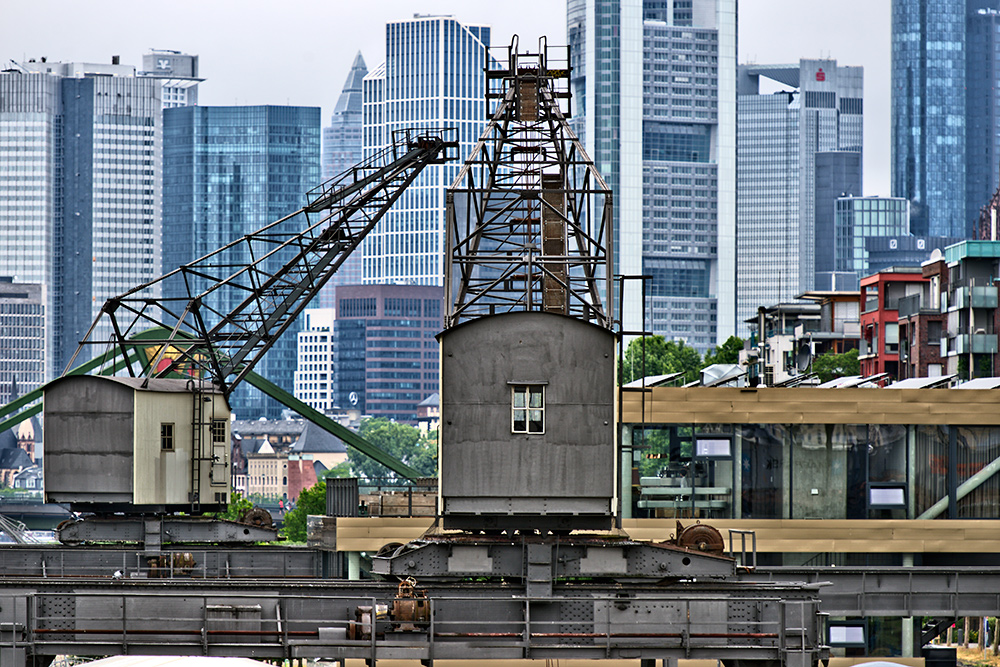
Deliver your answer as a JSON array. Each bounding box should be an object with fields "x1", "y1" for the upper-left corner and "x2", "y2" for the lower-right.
[
  {"x1": 440, "y1": 311, "x2": 615, "y2": 512},
  {"x1": 43, "y1": 375, "x2": 135, "y2": 500}
]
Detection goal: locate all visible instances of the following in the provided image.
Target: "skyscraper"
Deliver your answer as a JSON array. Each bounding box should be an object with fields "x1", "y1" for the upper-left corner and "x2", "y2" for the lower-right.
[
  {"x1": 316, "y1": 52, "x2": 368, "y2": 307},
  {"x1": 361, "y1": 15, "x2": 490, "y2": 286},
  {"x1": 892, "y1": 1, "x2": 966, "y2": 238},
  {"x1": 567, "y1": 0, "x2": 737, "y2": 350},
  {"x1": 139, "y1": 49, "x2": 203, "y2": 109},
  {"x1": 327, "y1": 284, "x2": 442, "y2": 423},
  {"x1": 736, "y1": 60, "x2": 863, "y2": 335},
  {"x1": 0, "y1": 59, "x2": 162, "y2": 376},
  {"x1": 966, "y1": 6, "x2": 1000, "y2": 231},
  {"x1": 323, "y1": 52, "x2": 367, "y2": 183},
  {"x1": 162, "y1": 105, "x2": 320, "y2": 419},
  {"x1": 892, "y1": 0, "x2": 1000, "y2": 238},
  {"x1": 0, "y1": 279, "x2": 45, "y2": 404}
]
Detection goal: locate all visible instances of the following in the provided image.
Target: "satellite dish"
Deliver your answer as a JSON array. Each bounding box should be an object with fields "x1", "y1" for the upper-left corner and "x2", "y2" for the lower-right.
[{"x1": 795, "y1": 344, "x2": 812, "y2": 372}]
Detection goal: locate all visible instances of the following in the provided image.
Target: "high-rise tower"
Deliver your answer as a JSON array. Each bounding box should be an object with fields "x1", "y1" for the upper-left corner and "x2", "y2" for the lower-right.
[
  {"x1": 316, "y1": 52, "x2": 368, "y2": 305},
  {"x1": 162, "y1": 105, "x2": 320, "y2": 419},
  {"x1": 567, "y1": 0, "x2": 737, "y2": 350},
  {"x1": 892, "y1": 0, "x2": 1000, "y2": 238},
  {"x1": 0, "y1": 59, "x2": 161, "y2": 376},
  {"x1": 736, "y1": 60, "x2": 863, "y2": 333},
  {"x1": 361, "y1": 15, "x2": 491, "y2": 286}
]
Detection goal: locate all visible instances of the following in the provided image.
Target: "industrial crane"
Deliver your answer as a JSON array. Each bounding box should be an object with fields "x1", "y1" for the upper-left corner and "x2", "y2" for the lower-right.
[{"x1": 66, "y1": 128, "x2": 457, "y2": 398}]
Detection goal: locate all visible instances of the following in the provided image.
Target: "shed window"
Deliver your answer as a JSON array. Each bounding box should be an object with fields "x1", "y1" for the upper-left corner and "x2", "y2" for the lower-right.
[
  {"x1": 211, "y1": 419, "x2": 227, "y2": 443},
  {"x1": 512, "y1": 385, "x2": 544, "y2": 434},
  {"x1": 161, "y1": 423, "x2": 175, "y2": 451}
]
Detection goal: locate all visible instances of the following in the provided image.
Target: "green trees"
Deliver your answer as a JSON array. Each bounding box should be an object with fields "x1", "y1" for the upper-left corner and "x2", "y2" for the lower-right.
[
  {"x1": 620, "y1": 335, "x2": 745, "y2": 386},
  {"x1": 621, "y1": 335, "x2": 703, "y2": 384},
  {"x1": 703, "y1": 335, "x2": 744, "y2": 367},
  {"x1": 348, "y1": 418, "x2": 437, "y2": 480},
  {"x1": 810, "y1": 348, "x2": 860, "y2": 383},
  {"x1": 280, "y1": 480, "x2": 328, "y2": 542}
]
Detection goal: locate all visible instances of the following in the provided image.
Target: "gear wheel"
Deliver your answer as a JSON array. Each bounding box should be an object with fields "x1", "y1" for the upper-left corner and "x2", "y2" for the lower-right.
[
  {"x1": 676, "y1": 521, "x2": 725, "y2": 555},
  {"x1": 239, "y1": 507, "x2": 273, "y2": 528}
]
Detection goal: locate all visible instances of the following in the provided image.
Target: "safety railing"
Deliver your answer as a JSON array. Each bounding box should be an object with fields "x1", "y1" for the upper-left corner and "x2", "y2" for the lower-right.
[{"x1": 22, "y1": 590, "x2": 811, "y2": 661}]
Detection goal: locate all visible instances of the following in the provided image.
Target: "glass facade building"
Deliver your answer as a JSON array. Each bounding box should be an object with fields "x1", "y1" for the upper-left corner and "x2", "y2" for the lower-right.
[
  {"x1": 162, "y1": 105, "x2": 320, "y2": 419},
  {"x1": 317, "y1": 52, "x2": 368, "y2": 306},
  {"x1": 329, "y1": 284, "x2": 443, "y2": 424},
  {"x1": 568, "y1": 0, "x2": 737, "y2": 350},
  {"x1": 890, "y1": 0, "x2": 1000, "y2": 238},
  {"x1": 361, "y1": 16, "x2": 490, "y2": 286},
  {"x1": 736, "y1": 60, "x2": 863, "y2": 336},
  {"x1": 834, "y1": 196, "x2": 911, "y2": 287},
  {"x1": 0, "y1": 62, "x2": 161, "y2": 377},
  {"x1": 0, "y1": 279, "x2": 45, "y2": 404},
  {"x1": 966, "y1": 6, "x2": 1000, "y2": 231}
]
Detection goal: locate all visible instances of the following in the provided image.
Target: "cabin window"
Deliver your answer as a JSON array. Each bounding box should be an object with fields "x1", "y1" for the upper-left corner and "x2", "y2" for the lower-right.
[
  {"x1": 161, "y1": 423, "x2": 175, "y2": 451},
  {"x1": 211, "y1": 419, "x2": 227, "y2": 443},
  {"x1": 511, "y1": 385, "x2": 545, "y2": 434}
]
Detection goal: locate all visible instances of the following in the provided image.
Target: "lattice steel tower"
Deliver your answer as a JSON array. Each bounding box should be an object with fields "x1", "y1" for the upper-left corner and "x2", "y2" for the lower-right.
[{"x1": 445, "y1": 37, "x2": 614, "y2": 330}]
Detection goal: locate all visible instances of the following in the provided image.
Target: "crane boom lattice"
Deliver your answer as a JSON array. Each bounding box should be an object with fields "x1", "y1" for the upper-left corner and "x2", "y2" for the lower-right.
[{"x1": 66, "y1": 129, "x2": 458, "y2": 397}]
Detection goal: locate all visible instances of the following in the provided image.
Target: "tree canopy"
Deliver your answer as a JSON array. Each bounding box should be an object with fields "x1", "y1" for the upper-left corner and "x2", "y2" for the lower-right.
[
  {"x1": 621, "y1": 335, "x2": 702, "y2": 385},
  {"x1": 810, "y1": 348, "x2": 860, "y2": 383},
  {"x1": 348, "y1": 418, "x2": 437, "y2": 480},
  {"x1": 280, "y1": 480, "x2": 327, "y2": 542},
  {"x1": 702, "y1": 335, "x2": 744, "y2": 367}
]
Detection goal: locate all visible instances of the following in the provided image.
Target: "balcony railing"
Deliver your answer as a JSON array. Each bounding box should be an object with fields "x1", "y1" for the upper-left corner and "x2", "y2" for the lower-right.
[
  {"x1": 955, "y1": 333, "x2": 999, "y2": 355},
  {"x1": 949, "y1": 286, "x2": 999, "y2": 311}
]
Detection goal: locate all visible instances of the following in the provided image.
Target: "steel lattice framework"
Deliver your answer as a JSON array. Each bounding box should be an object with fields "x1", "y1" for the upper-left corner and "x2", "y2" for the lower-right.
[
  {"x1": 65, "y1": 129, "x2": 457, "y2": 397},
  {"x1": 445, "y1": 38, "x2": 613, "y2": 329}
]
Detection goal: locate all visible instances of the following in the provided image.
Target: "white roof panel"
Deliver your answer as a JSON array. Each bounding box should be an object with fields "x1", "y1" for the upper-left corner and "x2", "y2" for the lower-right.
[{"x1": 957, "y1": 377, "x2": 1000, "y2": 389}]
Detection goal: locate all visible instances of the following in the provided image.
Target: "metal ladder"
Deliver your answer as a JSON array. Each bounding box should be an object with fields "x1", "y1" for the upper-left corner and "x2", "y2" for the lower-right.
[{"x1": 189, "y1": 379, "x2": 208, "y2": 512}]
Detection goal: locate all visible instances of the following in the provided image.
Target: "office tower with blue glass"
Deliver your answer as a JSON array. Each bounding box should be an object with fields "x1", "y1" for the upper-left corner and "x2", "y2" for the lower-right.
[
  {"x1": 736, "y1": 60, "x2": 863, "y2": 335},
  {"x1": 892, "y1": 0, "x2": 1000, "y2": 238},
  {"x1": 834, "y1": 196, "x2": 963, "y2": 280},
  {"x1": 834, "y1": 196, "x2": 911, "y2": 284},
  {"x1": 966, "y1": 5, "x2": 1000, "y2": 233},
  {"x1": 568, "y1": 0, "x2": 737, "y2": 351},
  {"x1": 361, "y1": 15, "x2": 490, "y2": 286},
  {"x1": 162, "y1": 105, "x2": 320, "y2": 419},
  {"x1": 1, "y1": 59, "x2": 162, "y2": 377},
  {"x1": 814, "y1": 151, "x2": 863, "y2": 290},
  {"x1": 315, "y1": 52, "x2": 368, "y2": 307}
]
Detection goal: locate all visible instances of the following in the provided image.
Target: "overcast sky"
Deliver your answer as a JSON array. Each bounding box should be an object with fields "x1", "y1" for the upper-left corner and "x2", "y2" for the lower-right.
[{"x1": 2, "y1": 0, "x2": 892, "y2": 195}]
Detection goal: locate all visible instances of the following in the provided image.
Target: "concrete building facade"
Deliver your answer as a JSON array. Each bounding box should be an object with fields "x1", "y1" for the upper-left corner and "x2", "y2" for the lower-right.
[
  {"x1": 0, "y1": 279, "x2": 45, "y2": 405},
  {"x1": 139, "y1": 49, "x2": 202, "y2": 109},
  {"x1": 859, "y1": 267, "x2": 929, "y2": 379},
  {"x1": 567, "y1": 0, "x2": 737, "y2": 350},
  {"x1": 0, "y1": 59, "x2": 162, "y2": 376},
  {"x1": 294, "y1": 308, "x2": 337, "y2": 414},
  {"x1": 938, "y1": 240, "x2": 1000, "y2": 377},
  {"x1": 736, "y1": 59, "x2": 863, "y2": 336}
]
